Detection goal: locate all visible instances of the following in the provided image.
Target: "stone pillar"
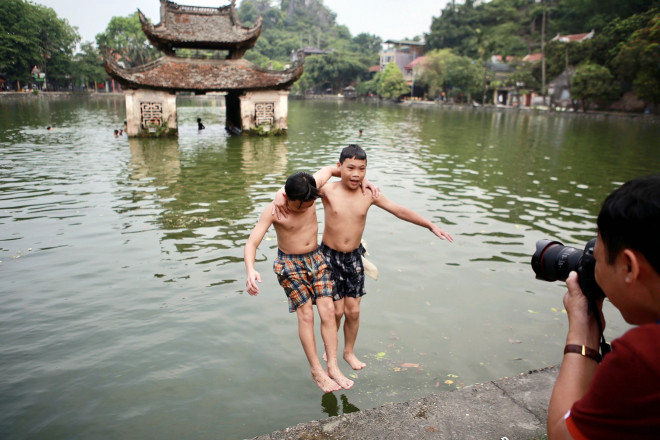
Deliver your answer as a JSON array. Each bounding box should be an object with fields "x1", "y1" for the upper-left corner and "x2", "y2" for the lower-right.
[
  {"x1": 238, "y1": 90, "x2": 289, "y2": 134},
  {"x1": 125, "y1": 89, "x2": 178, "y2": 137}
]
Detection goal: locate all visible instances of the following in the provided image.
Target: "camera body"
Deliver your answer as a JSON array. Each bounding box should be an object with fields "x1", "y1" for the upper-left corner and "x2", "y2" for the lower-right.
[{"x1": 531, "y1": 237, "x2": 605, "y2": 302}]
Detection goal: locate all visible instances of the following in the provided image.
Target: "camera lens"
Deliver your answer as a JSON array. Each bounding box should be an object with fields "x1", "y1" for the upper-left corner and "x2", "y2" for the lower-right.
[{"x1": 531, "y1": 239, "x2": 584, "y2": 282}]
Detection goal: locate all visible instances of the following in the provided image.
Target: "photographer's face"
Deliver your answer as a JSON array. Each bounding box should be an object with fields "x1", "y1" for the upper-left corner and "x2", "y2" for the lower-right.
[
  {"x1": 594, "y1": 236, "x2": 613, "y2": 290},
  {"x1": 595, "y1": 234, "x2": 640, "y2": 324}
]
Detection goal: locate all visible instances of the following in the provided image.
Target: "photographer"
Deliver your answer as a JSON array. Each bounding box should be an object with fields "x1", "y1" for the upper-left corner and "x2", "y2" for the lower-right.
[{"x1": 547, "y1": 174, "x2": 660, "y2": 439}]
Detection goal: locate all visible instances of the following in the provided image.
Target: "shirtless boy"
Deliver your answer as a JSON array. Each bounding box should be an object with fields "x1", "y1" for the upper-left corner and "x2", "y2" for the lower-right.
[
  {"x1": 244, "y1": 171, "x2": 353, "y2": 393},
  {"x1": 277, "y1": 145, "x2": 454, "y2": 370}
]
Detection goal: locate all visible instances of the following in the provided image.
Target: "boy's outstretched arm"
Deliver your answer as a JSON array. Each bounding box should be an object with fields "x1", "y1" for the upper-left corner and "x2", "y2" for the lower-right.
[
  {"x1": 373, "y1": 195, "x2": 453, "y2": 242},
  {"x1": 244, "y1": 205, "x2": 275, "y2": 295}
]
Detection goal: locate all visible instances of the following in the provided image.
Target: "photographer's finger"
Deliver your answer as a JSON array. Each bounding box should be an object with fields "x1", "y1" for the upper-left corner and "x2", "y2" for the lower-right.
[{"x1": 565, "y1": 271, "x2": 581, "y2": 293}]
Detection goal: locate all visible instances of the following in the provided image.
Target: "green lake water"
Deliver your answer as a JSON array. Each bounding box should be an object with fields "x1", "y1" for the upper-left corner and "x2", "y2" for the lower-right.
[{"x1": 1, "y1": 96, "x2": 659, "y2": 439}]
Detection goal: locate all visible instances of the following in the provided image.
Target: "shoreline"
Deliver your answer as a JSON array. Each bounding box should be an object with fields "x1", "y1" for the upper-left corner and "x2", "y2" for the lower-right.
[
  {"x1": 252, "y1": 366, "x2": 558, "y2": 440},
  {"x1": 2, "y1": 91, "x2": 657, "y2": 124}
]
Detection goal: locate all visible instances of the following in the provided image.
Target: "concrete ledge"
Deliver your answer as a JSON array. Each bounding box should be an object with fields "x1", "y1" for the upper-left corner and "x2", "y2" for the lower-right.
[{"x1": 253, "y1": 366, "x2": 558, "y2": 440}]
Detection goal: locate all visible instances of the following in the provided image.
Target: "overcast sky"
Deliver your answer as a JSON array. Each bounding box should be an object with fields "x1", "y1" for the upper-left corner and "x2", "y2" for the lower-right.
[{"x1": 35, "y1": 0, "x2": 451, "y2": 45}]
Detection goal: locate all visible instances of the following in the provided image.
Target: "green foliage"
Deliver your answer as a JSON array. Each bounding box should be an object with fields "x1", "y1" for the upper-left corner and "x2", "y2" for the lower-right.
[
  {"x1": 303, "y1": 51, "x2": 369, "y2": 93},
  {"x1": 236, "y1": 0, "x2": 380, "y2": 93},
  {"x1": 377, "y1": 62, "x2": 410, "y2": 100},
  {"x1": 418, "y1": 49, "x2": 482, "y2": 100},
  {"x1": 613, "y1": 12, "x2": 660, "y2": 104},
  {"x1": 571, "y1": 63, "x2": 618, "y2": 110},
  {"x1": 0, "y1": 0, "x2": 79, "y2": 85},
  {"x1": 355, "y1": 73, "x2": 380, "y2": 96},
  {"x1": 96, "y1": 12, "x2": 159, "y2": 67},
  {"x1": 418, "y1": 49, "x2": 451, "y2": 97},
  {"x1": 1, "y1": 0, "x2": 656, "y2": 106},
  {"x1": 506, "y1": 62, "x2": 539, "y2": 92},
  {"x1": 72, "y1": 43, "x2": 108, "y2": 88},
  {"x1": 555, "y1": 0, "x2": 658, "y2": 33},
  {"x1": 445, "y1": 54, "x2": 483, "y2": 101}
]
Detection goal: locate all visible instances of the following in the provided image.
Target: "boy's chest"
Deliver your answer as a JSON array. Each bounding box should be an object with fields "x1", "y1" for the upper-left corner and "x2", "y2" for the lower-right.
[
  {"x1": 323, "y1": 190, "x2": 370, "y2": 219},
  {"x1": 278, "y1": 210, "x2": 316, "y2": 230}
]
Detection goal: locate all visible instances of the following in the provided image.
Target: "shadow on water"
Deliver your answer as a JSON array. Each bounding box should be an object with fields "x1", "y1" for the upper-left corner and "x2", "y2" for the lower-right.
[{"x1": 321, "y1": 393, "x2": 361, "y2": 417}]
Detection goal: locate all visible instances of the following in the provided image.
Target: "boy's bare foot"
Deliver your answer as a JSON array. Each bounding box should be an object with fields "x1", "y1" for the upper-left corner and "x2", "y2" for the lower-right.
[
  {"x1": 344, "y1": 352, "x2": 367, "y2": 370},
  {"x1": 328, "y1": 366, "x2": 354, "y2": 390},
  {"x1": 312, "y1": 370, "x2": 341, "y2": 393}
]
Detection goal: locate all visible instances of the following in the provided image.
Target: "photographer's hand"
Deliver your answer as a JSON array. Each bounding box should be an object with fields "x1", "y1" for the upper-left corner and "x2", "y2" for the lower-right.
[
  {"x1": 548, "y1": 271, "x2": 605, "y2": 439},
  {"x1": 564, "y1": 271, "x2": 605, "y2": 349}
]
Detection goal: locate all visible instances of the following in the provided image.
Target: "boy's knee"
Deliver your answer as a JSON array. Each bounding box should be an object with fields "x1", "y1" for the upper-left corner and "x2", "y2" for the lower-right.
[
  {"x1": 316, "y1": 297, "x2": 334, "y2": 316},
  {"x1": 296, "y1": 303, "x2": 314, "y2": 323},
  {"x1": 344, "y1": 306, "x2": 360, "y2": 322}
]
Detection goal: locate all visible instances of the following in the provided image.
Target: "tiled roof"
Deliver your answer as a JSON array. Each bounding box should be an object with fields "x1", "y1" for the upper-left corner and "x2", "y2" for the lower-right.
[
  {"x1": 104, "y1": 55, "x2": 304, "y2": 92},
  {"x1": 139, "y1": 0, "x2": 261, "y2": 57}
]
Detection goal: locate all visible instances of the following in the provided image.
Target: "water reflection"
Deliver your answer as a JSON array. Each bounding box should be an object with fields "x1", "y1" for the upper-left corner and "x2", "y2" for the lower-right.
[{"x1": 113, "y1": 134, "x2": 289, "y2": 281}]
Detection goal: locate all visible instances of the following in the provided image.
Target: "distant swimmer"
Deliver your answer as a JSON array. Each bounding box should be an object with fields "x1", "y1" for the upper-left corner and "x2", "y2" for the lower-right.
[{"x1": 198, "y1": 118, "x2": 205, "y2": 130}]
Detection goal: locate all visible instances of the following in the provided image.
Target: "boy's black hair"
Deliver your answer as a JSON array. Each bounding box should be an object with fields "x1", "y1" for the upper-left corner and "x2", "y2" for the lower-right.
[
  {"x1": 284, "y1": 172, "x2": 319, "y2": 202},
  {"x1": 340, "y1": 144, "x2": 367, "y2": 164},
  {"x1": 597, "y1": 174, "x2": 660, "y2": 274}
]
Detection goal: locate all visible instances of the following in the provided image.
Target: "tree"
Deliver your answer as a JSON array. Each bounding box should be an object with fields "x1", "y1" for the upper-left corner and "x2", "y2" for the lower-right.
[
  {"x1": 355, "y1": 73, "x2": 380, "y2": 96},
  {"x1": 350, "y1": 33, "x2": 382, "y2": 57},
  {"x1": 613, "y1": 12, "x2": 660, "y2": 107},
  {"x1": 0, "y1": 0, "x2": 40, "y2": 85},
  {"x1": 418, "y1": 49, "x2": 451, "y2": 98},
  {"x1": 418, "y1": 49, "x2": 482, "y2": 101},
  {"x1": 377, "y1": 62, "x2": 410, "y2": 100},
  {"x1": 33, "y1": 4, "x2": 80, "y2": 88},
  {"x1": 555, "y1": 0, "x2": 658, "y2": 33},
  {"x1": 571, "y1": 63, "x2": 617, "y2": 111},
  {"x1": 72, "y1": 43, "x2": 107, "y2": 90},
  {"x1": 96, "y1": 12, "x2": 158, "y2": 67},
  {"x1": 303, "y1": 51, "x2": 368, "y2": 93},
  {"x1": 0, "y1": 0, "x2": 79, "y2": 88},
  {"x1": 445, "y1": 54, "x2": 482, "y2": 102},
  {"x1": 426, "y1": 1, "x2": 480, "y2": 58}
]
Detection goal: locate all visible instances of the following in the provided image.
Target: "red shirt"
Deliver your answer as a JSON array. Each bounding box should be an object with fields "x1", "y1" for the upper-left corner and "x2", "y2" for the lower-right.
[{"x1": 567, "y1": 324, "x2": 660, "y2": 439}]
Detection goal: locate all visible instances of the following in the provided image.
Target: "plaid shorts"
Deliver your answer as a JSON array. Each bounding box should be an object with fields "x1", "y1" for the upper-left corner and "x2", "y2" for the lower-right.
[
  {"x1": 319, "y1": 242, "x2": 366, "y2": 299},
  {"x1": 273, "y1": 247, "x2": 334, "y2": 313}
]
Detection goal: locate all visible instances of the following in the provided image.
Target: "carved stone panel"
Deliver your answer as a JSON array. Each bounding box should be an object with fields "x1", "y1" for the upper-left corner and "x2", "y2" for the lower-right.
[
  {"x1": 140, "y1": 102, "x2": 164, "y2": 131},
  {"x1": 255, "y1": 102, "x2": 274, "y2": 126}
]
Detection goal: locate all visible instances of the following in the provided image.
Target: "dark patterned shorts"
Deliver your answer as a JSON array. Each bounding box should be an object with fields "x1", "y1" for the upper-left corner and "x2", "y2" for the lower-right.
[
  {"x1": 319, "y1": 242, "x2": 366, "y2": 300},
  {"x1": 273, "y1": 247, "x2": 334, "y2": 313}
]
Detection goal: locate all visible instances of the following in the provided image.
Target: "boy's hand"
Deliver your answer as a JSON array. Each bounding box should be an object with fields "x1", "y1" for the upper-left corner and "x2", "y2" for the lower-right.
[
  {"x1": 246, "y1": 269, "x2": 262, "y2": 295},
  {"x1": 430, "y1": 225, "x2": 454, "y2": 242},
  {"x1": 362, "y1": 178, "x2": 380, "y2": 198},
  {"x1": 271, "y1": 189, "x2": 289, "y2": 220}
]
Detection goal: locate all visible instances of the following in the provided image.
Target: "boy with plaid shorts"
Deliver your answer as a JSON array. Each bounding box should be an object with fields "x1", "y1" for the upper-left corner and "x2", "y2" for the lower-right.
[
  {"x1": 274, "y1": 145, "x2": 453, "y2": 370},
  {"x1": 244, "y1": 171, "x2": 354, "y2": 393}
]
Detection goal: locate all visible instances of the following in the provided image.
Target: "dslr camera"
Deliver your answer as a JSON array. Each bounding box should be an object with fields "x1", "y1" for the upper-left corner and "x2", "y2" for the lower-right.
[{"x1": 531, "y1": 238, "x2": 605, "y2": 302}]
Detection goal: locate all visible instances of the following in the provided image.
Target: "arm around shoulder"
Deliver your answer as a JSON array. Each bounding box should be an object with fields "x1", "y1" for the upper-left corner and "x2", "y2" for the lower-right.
[{"x1": 313, "y1": 165, "x2": 339, "y2": 189}]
